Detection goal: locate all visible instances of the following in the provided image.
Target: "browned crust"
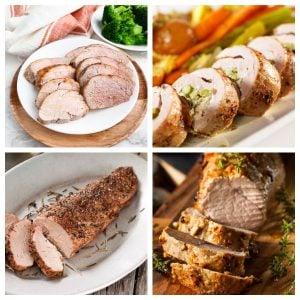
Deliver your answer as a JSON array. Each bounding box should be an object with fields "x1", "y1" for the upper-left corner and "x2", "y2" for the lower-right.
[
  {"x1": 160, "y1": 227, "x2": 246, "y2": 276},
  {"x1": 153, "y1": 85, "x2": 188, "y2": 147},
  {"x1": 39, "y1": 167, "x2": 138, "y2": 256},
  {"x1": 239, "y1": 50, "x2": 281, "y2": 116},
  {"x1": 171, "y1": 263, "x2": 254, "y2": 294},
  {"x1": 279, "y1": 50, "x2": 295, "y2": 97},
  {"x1": 35, "y1": 64, "x2": 75, "y2": 89},
  {"x1": 29, "y1": 226, "x2": 63, "y2": 278},
  {"x1": 5, "y1": 224, "x2": 33, "y2": 271}
]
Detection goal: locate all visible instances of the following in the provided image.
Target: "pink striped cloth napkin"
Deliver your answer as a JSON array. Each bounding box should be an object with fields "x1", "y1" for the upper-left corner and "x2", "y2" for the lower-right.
[{"x1": 6, "y1": 5, "x2": 98, "y2": 57}]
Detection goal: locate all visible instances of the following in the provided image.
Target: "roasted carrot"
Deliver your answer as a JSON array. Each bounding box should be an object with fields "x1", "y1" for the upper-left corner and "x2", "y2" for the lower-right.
[
  {"x1": 194, "y1": 6, "x2": 232, "y2": 41},
  {"x1": 175, "y1": 5, "x2": 266, "y2": 68},
  {"x1": 165, "y1": 69, "x2": 188, "y2": 85},
  {"x1": 249, "y1": 5, "x2": 284, "y2": 20}
]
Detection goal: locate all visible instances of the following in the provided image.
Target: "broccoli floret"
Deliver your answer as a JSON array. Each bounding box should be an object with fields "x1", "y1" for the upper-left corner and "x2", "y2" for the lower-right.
[
  {"x1": 101, "y1": 5, "x2": 147, "y2": 45},
  {"x1": 102, "y1": 5, "x2": 134, "y2": 25},
  {"x1": 132, "y1": 5, "x2": 147, "y2": 32}
]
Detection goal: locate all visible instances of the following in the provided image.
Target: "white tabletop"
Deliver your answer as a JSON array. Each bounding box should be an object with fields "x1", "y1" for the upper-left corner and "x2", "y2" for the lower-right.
[{"x1": 5, "y1": 36, "x2": 148, "y2": 148}]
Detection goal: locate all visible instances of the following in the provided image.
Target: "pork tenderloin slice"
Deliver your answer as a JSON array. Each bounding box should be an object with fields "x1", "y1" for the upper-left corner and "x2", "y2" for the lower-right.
[
  {"x1": 35, "y1": 78, "x2": 80, "y2": 108},
  {"x1": 76, "y1": 56, "x2": 134, "y2": 80},
  {"x1": 79, "y1": 63, "x2": 134, "y2": 88},
  {"x1": 273, "y1": 23, "x2": 295, "y2": 35},
  {"x1": 35, "y1": 65, "x2": 75, "y2": 89},
  {"x1": 177, "y1": 207, "x2": 257, "y2": 251},
  {"x1": 248, "y1": 36, "x2": 294, "y2": 97},
  {"x1": 38, "y1": 90, "x2": 89, "y2": 124},
  {"x1": 29, "y1": 225, "x2": 63, "y2": 278},
  {"x1": 71, "y1": 44, "x2": 130, "y2": 67},
  {"x1": 153, "y1": 84, "x2": 188, "y2": 147},
  {"x1": 6, "y1": 219, "x2": 34, "y2": 271},
  {"x1": 159, "y1": 227, "x2": 246, "y2": 276},
  {"x1": 274, "y1": 34, "x2": 295, "y2": 51},
  {"x1": 171, "y1": 263, "x2": 254, "y2": 295},
  {"x1": 35, "y1": 167, "x2": 138, "y2": 258},
  {"x1": 173, "y1": 68, "x2": 239, "y2": 136},
  {"x1": 195, "y1": 153, "x2": 285, "y2": 231},
  {"x1": 24, "y1": 57, "x2": 70, "y2": 83},
  {"x1": 65, "y1": 45, "x2": 87, "y2": 61},
  {"x1": 5, "y1": 213, "x2": 19, "y2": 235},
  {"x1": 83, "y1": 75, "x2": 134, "y2": 110},
  {"x1": 213, "y1": 45, "x2": 281, "y2": 116}
]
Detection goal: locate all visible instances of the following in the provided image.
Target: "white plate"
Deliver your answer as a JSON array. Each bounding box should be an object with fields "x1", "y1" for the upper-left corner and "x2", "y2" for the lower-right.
[
  {"x1": 5, "y1": 153, "x2": 147, "y2": 295},
  {"x1": 17, "y1": 38, "x2": 140, "y2": 135},
  {"x1": 91, "y1": 7, "x2": 147, "y2": 52}
]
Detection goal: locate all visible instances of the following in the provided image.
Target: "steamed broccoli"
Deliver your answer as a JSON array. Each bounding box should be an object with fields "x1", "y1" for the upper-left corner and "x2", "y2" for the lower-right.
[
  {"x1": 101, "y1": 5, "x2": 147, "y2": 45},
  {"x1": 132, "y1": 5, "x2": 147, "y2": 32}
]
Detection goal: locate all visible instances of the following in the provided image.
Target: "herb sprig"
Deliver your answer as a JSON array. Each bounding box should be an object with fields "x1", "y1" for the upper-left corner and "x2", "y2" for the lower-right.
[
  {"x1": 216, "y1": 153, "x2": 246, "y2": 173},
  {"x1": 153, "y1": 252, "x2": 170, "y2": 274}
]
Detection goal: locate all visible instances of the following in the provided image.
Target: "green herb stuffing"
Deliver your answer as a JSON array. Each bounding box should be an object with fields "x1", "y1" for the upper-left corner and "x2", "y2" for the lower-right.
[
  {"x1": 179, "y1": 85, "x2": 213, "y2": 107},
  {"x1": 226, "y1": 67, "x2": 239, "y2": 81},
  {"x1": 284, "y1": 43, "x2": 295, "y2": 51},
  {"x1": 216, "y1": 153, "x2": 246, "y2": 172},
  {"x1": 152, "y1": 108, "x2": 160, "y2": 119},
  {"x1": 102, "y1": 5, "x2": 147, "y2": 45},
  {"x1": 153, "y1": 252, "x2": 170, "y2": 274}
]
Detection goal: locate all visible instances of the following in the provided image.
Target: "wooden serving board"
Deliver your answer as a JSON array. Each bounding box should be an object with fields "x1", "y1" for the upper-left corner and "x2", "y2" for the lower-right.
[
  {"x1": 153, "y1": 155, "x2": 295, "y2": 295},
  {"x1": 10, "y1": 60, "x2": 147, "y2": 147}
]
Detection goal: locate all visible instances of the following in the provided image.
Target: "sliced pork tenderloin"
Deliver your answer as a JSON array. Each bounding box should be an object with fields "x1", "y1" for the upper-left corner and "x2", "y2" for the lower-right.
[
  {"x1": 38, "y1": 90, "x2": 89, "y2": 124},
  {"x1": 273, "y1": 23, "x2": 295, "y2": 35},
  {"x1": 173, "y1": 68, "x2": 239, "y2": 136},
  {"x1": 70, "y1": 44, "x2": 130, "y2": 67},
  {"x1": 78, "y1": 63, "x2": 134, "y2": 87},
  {"x1": 35, "y1": 167, "x2": 138, "y2": 258},
  {"x1": 274, "y1": 34, "x2": 295, "y2": 51},
  {"x1": 5, "y1": 213, "x2": 19, "y2": 235},
  {"x1": 171, "y1": 263, "x2": 254, "y2": 295},
  {"x1": 159, "y1": 227, "x2": 246, "y2": 276},
  {"x1": 6, "y1": 219, "x2": 34, "y2": 271},
  {"x1": 248, "y1": 36, "x2": 295, "y2": 97},
  {"x1": 177, "y1": 207, "x2": 257, "y2": 251},
  {"x1": 35, "y1": 78, "x2": 80, "y2": 108},
  {"x1": 35, "y1": 64, "x2": 75, "y2": 89},
  {"x1": 82, "y1": 75, "x2": 134, "y2": 110},
  {"x1": 76, "y1": 56, "x2": 134, "y2": 80},
  {"x1": 213, "y1": 45, "x2": 281, "y2": 116},
  {"x1": 153, "y1": 84, "x2": 188, "y2": 147},
  {"x1": 29, "y1": 225, "x2": 63, "y2": 278},
  {"x1": 195, "y1": 153, "x2": 285, "y2": 231},
  {"x1": 65, "y1": 45, "x2": 87, "y2": 61},
  {"x1": 24, "y1": 57, "x2": 70, "y2": 83}
]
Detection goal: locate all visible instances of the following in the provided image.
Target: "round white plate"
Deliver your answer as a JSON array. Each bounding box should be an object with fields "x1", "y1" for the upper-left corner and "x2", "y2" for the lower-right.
[
  {"x1": 5, "y1": 153, "x2": 147, "y2": 295},
  {"x1": 91, "y1": 7, "x2": 147, "y2": 52},
  {"x1": 17, "y1": 37, "x2": 140, "y2": 135}
]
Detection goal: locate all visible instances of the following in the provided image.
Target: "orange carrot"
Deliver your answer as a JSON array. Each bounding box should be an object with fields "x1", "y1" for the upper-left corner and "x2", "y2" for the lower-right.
[
  {"x1": 194, "y1": 6, "x2": 232, "y2": 41},
  {"x1": 175, "y1": 5, "x2": 266, "y2": 68},
  {"x1": 249, "y1": 5, "x2": 284, "y2": 20},
  {"x1": 165, "y1": 69, "x2": 188, "y2": 85}
]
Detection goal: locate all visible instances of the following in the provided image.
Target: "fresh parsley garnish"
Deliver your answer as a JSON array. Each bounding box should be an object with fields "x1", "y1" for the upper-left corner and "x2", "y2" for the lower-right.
[{"x1": 153, "y1": 252, "x2": 170, "y2": 274}]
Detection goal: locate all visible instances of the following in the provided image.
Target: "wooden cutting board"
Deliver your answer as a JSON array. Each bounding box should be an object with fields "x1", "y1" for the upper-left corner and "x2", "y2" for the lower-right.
[
  {"x1": 153, "y1": 155, "x2": 295, "y2": 295},
  {"x1": 10, "y1": 60, "x2": 147, "y2": 147}
]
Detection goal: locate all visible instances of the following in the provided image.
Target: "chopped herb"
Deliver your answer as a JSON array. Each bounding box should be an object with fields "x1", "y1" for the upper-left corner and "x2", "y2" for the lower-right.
[
  {"x1": 270, "y1": 219, "x2": 295, "y2": 280},
  {"x1": 62, "y1": 189, "x2": 68, "y2": 193},
  {"x1": 179, "y1": 85, "x2": 213, "y2": 107},
  {"x1": 284, "y1": 43, "x2": 295, "y2": 51},
  {"x1": 226, "y1": 67, "x2": 239, "y2": 81},
  {"x1": 139, "y1": 207, "x2": 145, "y2": 213},
  {"x1": 216, "y1": 153, "x2": 246, "y2": 173},
  {"x1": 128, "y1": 215, "x2": 137, "y2": 223},
  {"x1": 72, "y1": 186, "x2": 79, "y2": 191},
  {"x1": 153, "y1": 252, "x2": 170, "y2": 274},
  {"x1": 107, "y1": 233, "x2": 118, "y2": 241}
]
